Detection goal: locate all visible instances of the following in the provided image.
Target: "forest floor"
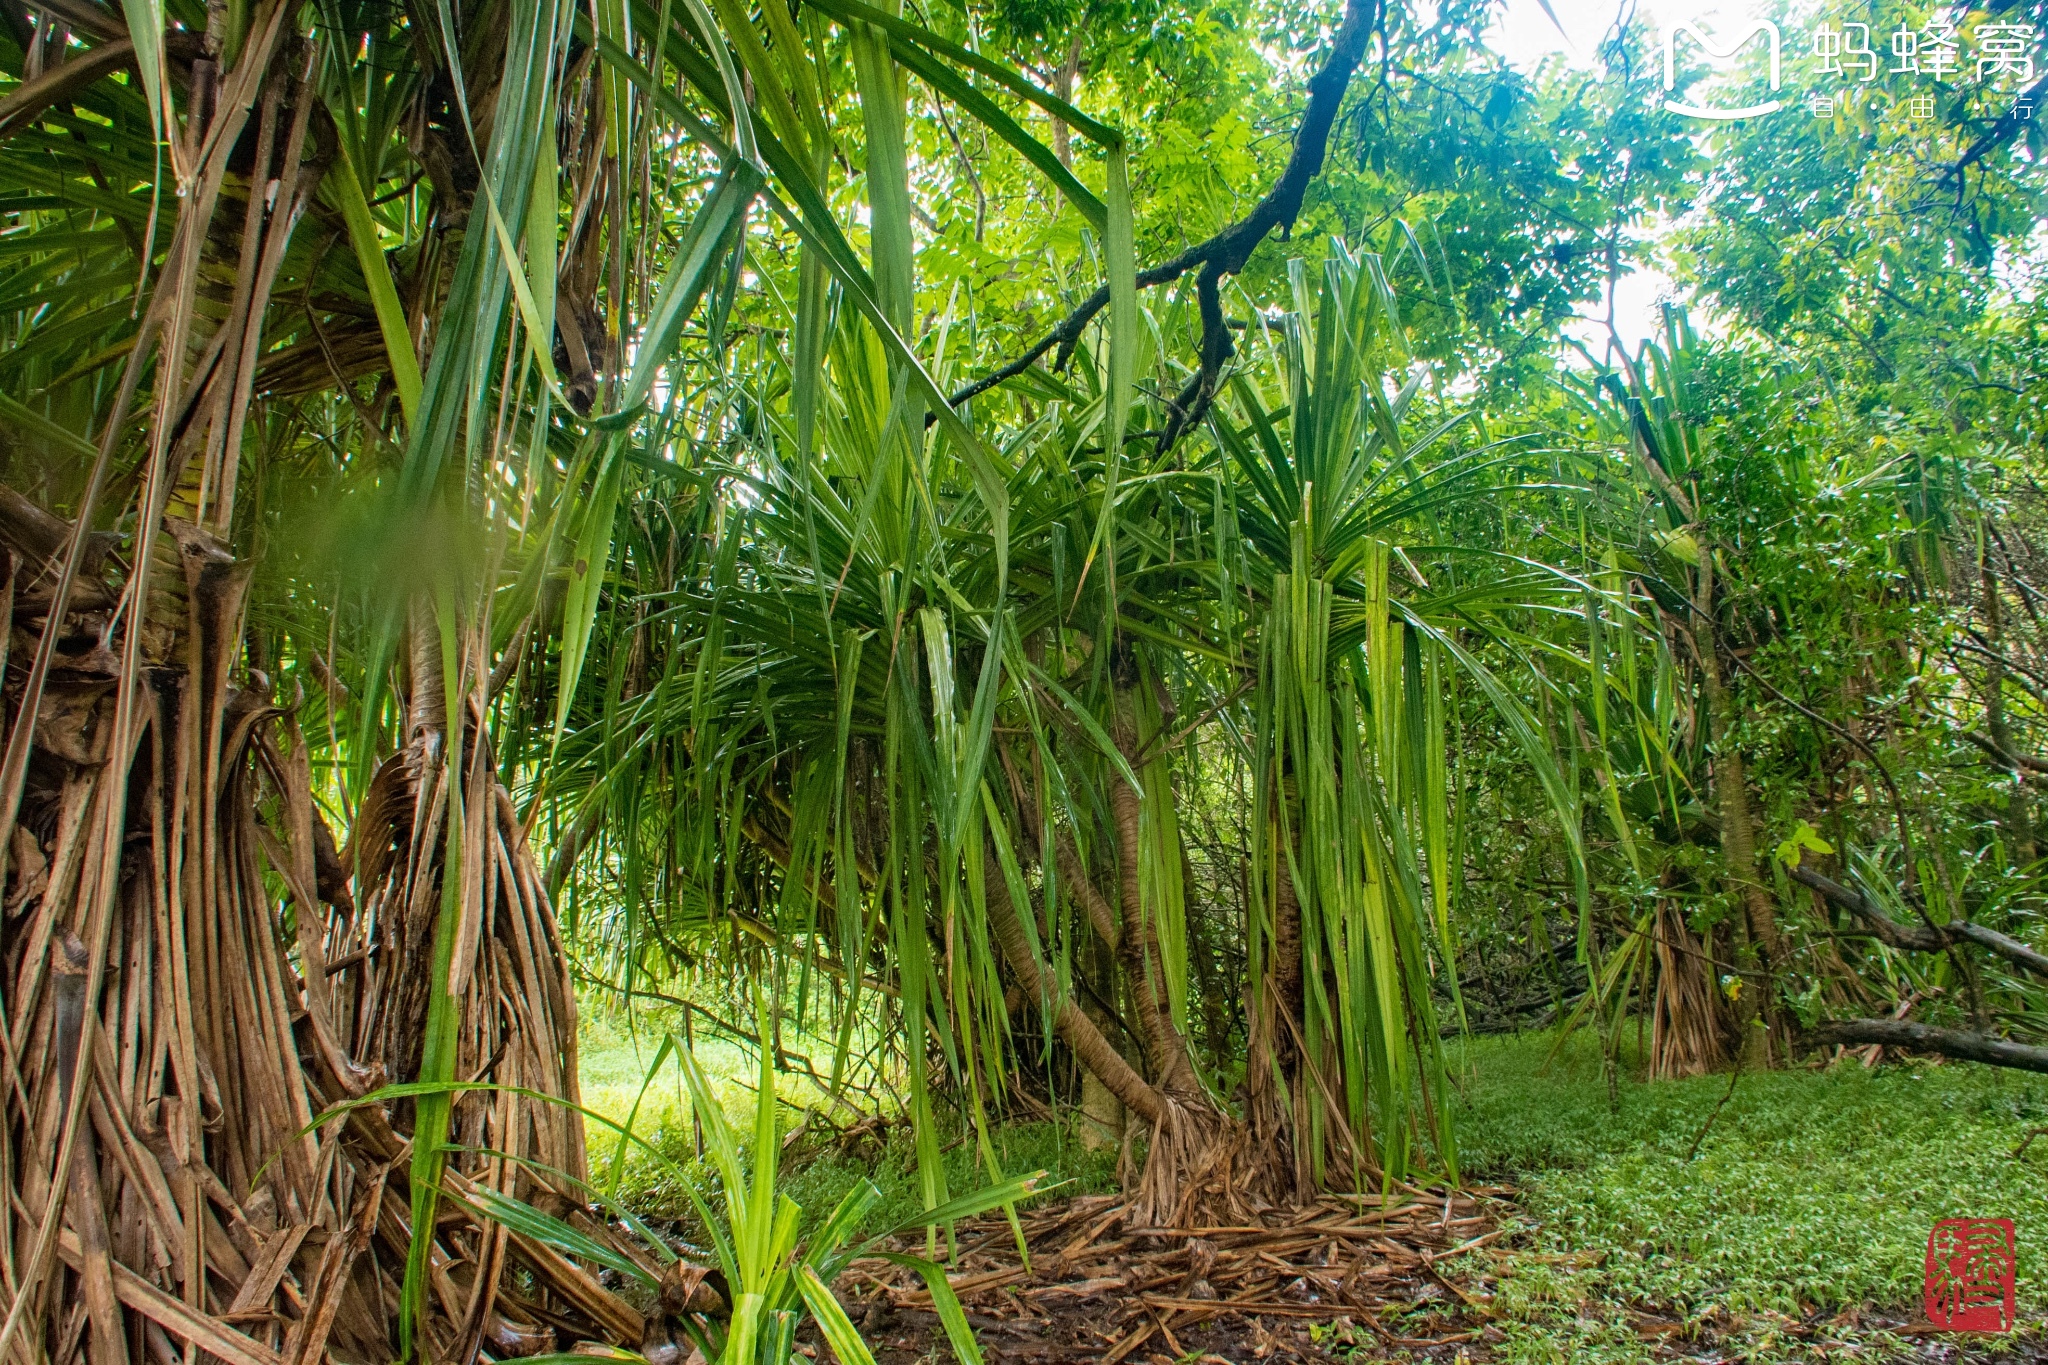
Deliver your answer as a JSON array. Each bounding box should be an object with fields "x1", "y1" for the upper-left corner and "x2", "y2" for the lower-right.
[
  {"x1": 1446, "y1": 1031, "x2": 2048, "y2": 1363},
  {"x1": 582, "y1": 1020, "x2": 2048, "y2": 1364}
]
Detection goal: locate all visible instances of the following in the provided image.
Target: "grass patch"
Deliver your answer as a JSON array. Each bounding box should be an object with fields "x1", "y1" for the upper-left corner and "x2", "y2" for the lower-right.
[
  {"x1": 1452, "y1": 1031, "x2": 2048, "y2": 1362},
  {"x1": 577, "y1": 1001, "x2": 868, "y2": 1151},
  {"x1": 577, "y1": 1002, "x2": 1118, "y2": 1250}
]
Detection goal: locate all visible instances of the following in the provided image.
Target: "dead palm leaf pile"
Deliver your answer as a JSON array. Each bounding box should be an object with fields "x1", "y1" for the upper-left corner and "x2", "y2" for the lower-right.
[{"x1": 838, "y1": 1188, "x2": 1512, "y2": 1364}]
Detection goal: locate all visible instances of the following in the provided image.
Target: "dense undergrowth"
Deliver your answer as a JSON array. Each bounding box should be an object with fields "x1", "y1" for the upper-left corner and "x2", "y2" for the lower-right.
[{"x1": 1456, "y1": 1033, "x2": 2048, "y2": 1361}]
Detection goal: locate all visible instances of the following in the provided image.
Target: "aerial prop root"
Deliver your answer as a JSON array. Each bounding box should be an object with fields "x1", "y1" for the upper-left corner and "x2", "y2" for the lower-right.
[{"x1": 1127, "y1": 1100, "x2": 1301, "y2": 1231}]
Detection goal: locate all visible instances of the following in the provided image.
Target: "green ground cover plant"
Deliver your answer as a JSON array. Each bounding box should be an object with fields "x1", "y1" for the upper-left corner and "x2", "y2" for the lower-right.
[{"x1": 1460, "y1": 1033, "x2": 2048, "y2": 1361}]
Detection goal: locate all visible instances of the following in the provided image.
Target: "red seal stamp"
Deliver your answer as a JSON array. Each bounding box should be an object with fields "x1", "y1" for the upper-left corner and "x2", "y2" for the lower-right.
[{"x1": 1924, "y1": 1218, "x2": 2016, "y2": 1332}]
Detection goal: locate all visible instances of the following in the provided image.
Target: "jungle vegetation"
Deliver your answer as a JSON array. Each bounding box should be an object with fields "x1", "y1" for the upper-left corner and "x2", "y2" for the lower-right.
[{"x1": 0, "y1": 0, "x2": 2045, "y2": 1358}]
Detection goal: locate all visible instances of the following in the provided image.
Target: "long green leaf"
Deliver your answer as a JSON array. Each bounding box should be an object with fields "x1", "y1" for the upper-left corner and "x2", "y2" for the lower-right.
[
  {"x1": 873, "y1": 1254, "x2": 983, "y2": 1365},
  {"x1": 796, "y1": 1266, "x2": 879, "y2": 1365},
  {"x1": 329, "y1": 135, "x2": 423, "y2": 424},
  {"x1": 468, "y1": 1188, "x2": 660, "y2": 1290}
]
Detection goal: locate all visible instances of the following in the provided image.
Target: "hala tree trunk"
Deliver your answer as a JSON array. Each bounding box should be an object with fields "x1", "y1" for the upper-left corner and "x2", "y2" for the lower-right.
[
  {"x1": 0, "y1": 506, "x2": 630, "y2": 1362},
  {"x1": 1692, "y1": 551, "x2": 1785, "y2": 1068},
  {"x1": 1246, "y1": 538, "x2": 1456, "y2": 1195},
  {"x1": 1646, "y1": 891, "x2": 1728, "y2": 1079},
  {"x1": 983, "y1": 827, "x2": 1250, "y2": 1228},
  {"x1": 1108, "y1": 721, "x2": 1204, "y2": 1101},
  {"x1": 984, "y1": 667, "x2": 1262, "y2": 1228},
  {"x1": 0, "y1": 19, "x2": 632, "y2": 1365},
  {"x1": 1244, "y1": 829, "x2": 1313, "y2": 1201},
  {"x1": 998, "y1": 559, "x2": 1460, "y2": 1225},
  {"x1": 1102, "y1": 680, "x2": 1270, "y2": 1224}
]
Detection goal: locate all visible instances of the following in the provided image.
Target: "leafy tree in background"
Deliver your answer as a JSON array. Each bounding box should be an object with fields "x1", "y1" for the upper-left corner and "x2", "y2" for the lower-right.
[{"x1": 1671, "y1": 1, "x2": 2047, "y2": 426}]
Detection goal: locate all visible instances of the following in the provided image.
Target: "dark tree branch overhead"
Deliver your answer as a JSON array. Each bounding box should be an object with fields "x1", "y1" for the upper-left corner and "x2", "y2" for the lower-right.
[
  {"x1": 946, "y1": 0, "x2": 1385, "y2": 451},
  {"x1": 1935, "y1": 0, "x2": 2046, "y2": 192}
]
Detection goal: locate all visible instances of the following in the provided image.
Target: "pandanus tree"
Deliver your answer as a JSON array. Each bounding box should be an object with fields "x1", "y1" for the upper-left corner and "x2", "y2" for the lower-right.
[
  {"x1": 550, "y1": 240, "x2": 1617, "y2": 1223},
  {"x1": 0, "y1": 0, "x2": 609, "y2": 1357},
  {"x1": 0, "y1": 0, "x2": 1151, "y2": 1357}
]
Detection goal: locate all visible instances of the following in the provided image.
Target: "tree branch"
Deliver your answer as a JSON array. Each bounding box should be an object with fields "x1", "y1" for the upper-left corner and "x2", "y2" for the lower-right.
[
  {"x1": 1939, "y1": 69, "x2": 2048, "y2": 193},
  {"x1": 982, "y1": 838, "x2": 1167, "y2": 1125},
  {"x1": 1002, "y1": 748, "x2": 1124, "y2": 950},
  {"x1": 1807, "y1": 1017, "x2": 2048, "y2": 1075},
  {"x1": 945, "y1": 0, "x2": 1383, "y2": 451},
  {"x1": 1054, "y1": 832, "x2": 1122, "y2": 951},
  {"x1": 1789, "y1": 863, "x2": 2048, "y2": 980},
  {"x1": 1959, "y1": 728, "x2": 2048, "y2": 776}
]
